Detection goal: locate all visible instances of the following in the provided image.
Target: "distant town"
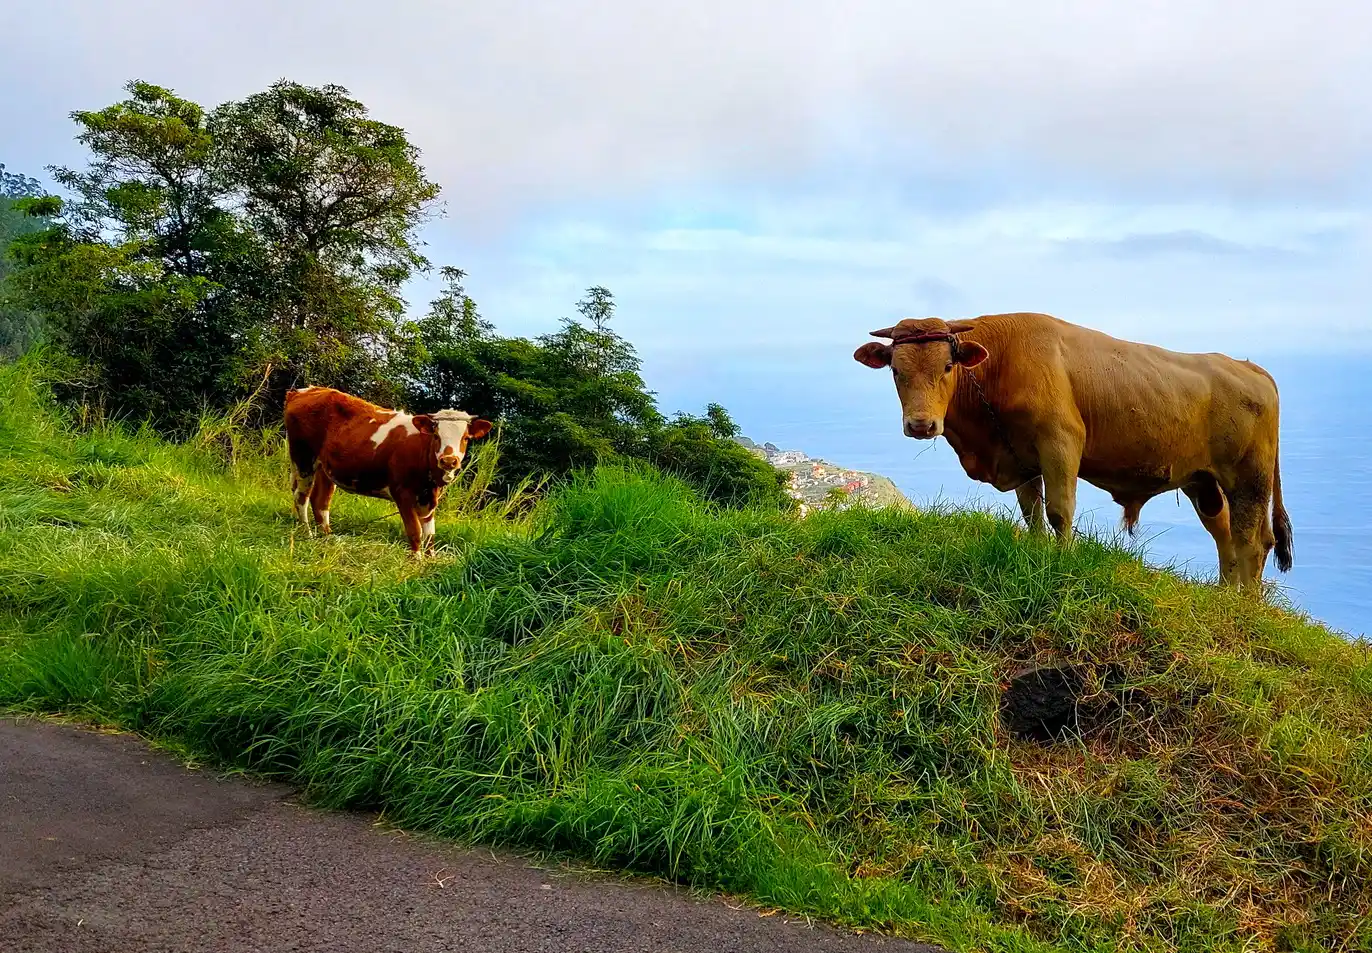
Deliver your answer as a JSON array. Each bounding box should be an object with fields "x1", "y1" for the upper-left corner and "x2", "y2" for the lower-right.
[{"x1": 734, "y1": 437, "x2": 912, "y2": 515}]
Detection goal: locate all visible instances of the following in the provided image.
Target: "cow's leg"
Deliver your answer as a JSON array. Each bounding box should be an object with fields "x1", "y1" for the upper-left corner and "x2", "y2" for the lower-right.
[
  {"x1": 289, "y1": 457, "x2": 316, "y2": 535},
  {"x1": 418, "y1": 506, "x2": 437, "y2": 554},
  {"x1": 1226, "y1": 468, "x2": 1276, "y2": 591},
  {"x1": 1184, "y1": 473, "x2": 1237, "y2": 586},
  {"x1": 1015, "y1": 478, "x2": 1046, "y2": 534},
  {"x1": 1039, "y1": 438, "x2": 1082, "y2": 544},
  {"x1": 310, "y1": 471, "x2": 336, "y2": 537},
  {"x1": 1229, "y1": 499, "x2": 1273, "y2": 590},
  {"x1": 395, "y1": 492, "x2": 424, "y2": 558}
]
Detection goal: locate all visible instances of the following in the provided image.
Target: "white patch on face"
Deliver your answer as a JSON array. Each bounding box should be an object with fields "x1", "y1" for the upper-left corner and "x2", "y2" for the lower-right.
[
  {"x1": 432, "y1": 409, "x2": 474, "y2": 467},
  {"x1": 370, "y1": 412, "x2": 419, "y2": 447},
  {"x1": 295, "y1": 386, "x2": 314, "y2": 392}
]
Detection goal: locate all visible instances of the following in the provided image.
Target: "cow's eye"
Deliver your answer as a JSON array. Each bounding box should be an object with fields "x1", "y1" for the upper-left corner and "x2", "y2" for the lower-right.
[{"x1": 944, "y1": 362, "x2": 954, "y2": 373}]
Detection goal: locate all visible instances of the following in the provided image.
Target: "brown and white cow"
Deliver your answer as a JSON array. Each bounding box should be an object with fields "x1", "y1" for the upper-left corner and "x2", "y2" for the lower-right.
[
  {"x1": 853, "y1": 312, "x2": 1293, "y2": 589},
  {"x1": 283, "y1": 387, "x2": 492, "y2": 556}
]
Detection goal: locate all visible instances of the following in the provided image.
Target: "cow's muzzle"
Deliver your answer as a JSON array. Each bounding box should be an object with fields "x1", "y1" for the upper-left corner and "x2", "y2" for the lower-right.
[
  {"x1": 438, "y1": 453, "x2": 462, "y2": 470},
  {"x1": 903, "y1": 417, "x2": 942, "y2": 439}
]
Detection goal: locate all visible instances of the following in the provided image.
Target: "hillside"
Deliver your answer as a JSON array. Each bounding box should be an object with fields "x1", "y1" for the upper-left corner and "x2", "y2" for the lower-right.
[
  {"x1": 2, "y1": 363, "x2": 1371, "y2": 953},
  {"x1": 735, "y1": 436, "x2": 912, "y2": 513}
]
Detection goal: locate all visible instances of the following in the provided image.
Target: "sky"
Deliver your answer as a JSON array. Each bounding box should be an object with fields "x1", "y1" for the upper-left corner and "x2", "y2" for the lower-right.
[{"x1": 4, "y1": 0, "x2": 1370, "y2": 379}]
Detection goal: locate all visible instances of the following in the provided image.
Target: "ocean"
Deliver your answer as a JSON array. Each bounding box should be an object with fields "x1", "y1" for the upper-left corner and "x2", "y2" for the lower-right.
[{"x1": 648, "y1": 350, "x2": 1370, "y2": 639}]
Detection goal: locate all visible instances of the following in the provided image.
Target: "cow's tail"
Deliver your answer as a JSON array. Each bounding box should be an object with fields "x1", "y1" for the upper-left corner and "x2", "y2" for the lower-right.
[{"x1": 1272, "y1": 431, "x2": 1293, "y2": 573}]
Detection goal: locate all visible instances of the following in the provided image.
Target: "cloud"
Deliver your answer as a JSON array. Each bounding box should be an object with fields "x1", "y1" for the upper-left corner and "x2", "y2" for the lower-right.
[
  {"x1": 4, "y1": 0, "x2": 1366, "y2": 363},
  {"x1": 1055, "y1": 229, "x2": 1321, "y2": 264},
  {"x1": 4, "y1": 0, "x2": 1370, "y2": 224},
  {"x1": 911, "y1": 278, "x2": 966, "y2": 314},
  {"x1": 442, "y1": 193, "x2": 1370, "y2": 359}
]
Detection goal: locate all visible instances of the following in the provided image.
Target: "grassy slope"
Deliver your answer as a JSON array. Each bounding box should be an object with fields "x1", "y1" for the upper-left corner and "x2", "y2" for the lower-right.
[{"x1": 2, "y1": 361, "x2": 1371, "y2": 953}]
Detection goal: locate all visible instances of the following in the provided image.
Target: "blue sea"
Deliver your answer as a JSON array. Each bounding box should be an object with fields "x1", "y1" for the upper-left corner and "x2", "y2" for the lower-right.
[{"x1": 648, "y1": 350, "x2": 1370, "y2": 639}]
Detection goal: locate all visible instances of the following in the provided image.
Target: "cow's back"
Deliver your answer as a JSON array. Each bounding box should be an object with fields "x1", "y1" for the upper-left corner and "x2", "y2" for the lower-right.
[
  {"x1": 970, "y1": 313, "x2": 1280, "y2": 481},
  {"x1": 284, "y1": 387, "x2": 388, "y2": 465},
  {"x1": 284, "y1": 388, "x2": 344, "y2": 453}
]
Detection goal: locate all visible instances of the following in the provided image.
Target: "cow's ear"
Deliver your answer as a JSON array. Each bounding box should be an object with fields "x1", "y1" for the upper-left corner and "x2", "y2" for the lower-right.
[
  {"x1": 467, "y1": 418, "x2": 493, "y2": 440},
  {"x1": 956, "y1": 341, "x2": 989, "y2": 368},
  {"x1": 854, "y1": 342, "x2": 893, "y2": 369},
  {"x1": 947, "y1": 319, "x2": 977, "y2": 334},
  {"x1": 413, "y1": 414, "x2": 436, "y2": 434}
]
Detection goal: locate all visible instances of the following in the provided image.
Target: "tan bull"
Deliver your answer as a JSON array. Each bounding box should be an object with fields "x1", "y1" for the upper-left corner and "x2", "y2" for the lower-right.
[{"x1": 853, "y1": 312, "x2": 1292, "y2": 589}]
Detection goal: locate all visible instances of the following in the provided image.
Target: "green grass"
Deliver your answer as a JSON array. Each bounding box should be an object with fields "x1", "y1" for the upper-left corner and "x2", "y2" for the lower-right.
[{"x1": 3, "y1": 358, "x2": 1371, "y2": 953}]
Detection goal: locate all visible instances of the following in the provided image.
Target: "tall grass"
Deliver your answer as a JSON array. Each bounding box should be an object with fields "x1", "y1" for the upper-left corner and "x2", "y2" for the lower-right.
[{"x1": 2, "y1": 358, "x2": 1370, "y2": 953}]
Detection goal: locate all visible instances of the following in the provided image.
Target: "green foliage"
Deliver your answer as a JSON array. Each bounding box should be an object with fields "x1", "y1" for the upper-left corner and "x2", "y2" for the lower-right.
[
  {"x1": 648, "y1": 406, "x2": 791, "y2": 508},
  {"x1": 209, "y1": 80, "x2": 440, "y2": 401},
  {"x1": 7, "y1": 83, "x2": 262, "y2": 422},
  {"x1": 51, "y1": 81, "x2": 224, "y2": 268},
  {"x1": 1, "y1": 164, "x2": 44, "y2": 200},
  {"x1": 7, "y1": 232, "x2": 232, "y2": 422},
  {"x1": 408, "y1": 276, "x2": 789, "y2": 507},
  {"x1": 10, "y1": 81, "x2": 778, "y2": 510},
  {"x1": 3, "y1": 364, "x2": 1370, "y2": 953},
  {"x1": 0, "y1": 163, "x2": 53, "y2": 359},
  {"x1": 6, "y1": 79, "x2": 439, "y2": 426}
]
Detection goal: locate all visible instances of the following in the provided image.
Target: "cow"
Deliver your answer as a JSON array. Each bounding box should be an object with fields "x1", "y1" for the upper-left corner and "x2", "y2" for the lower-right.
[
  {"x1": 282, "y1": 387, "x2": 492, "y2": 556},
  {"x1": 853, "y1": 312, "x2": 1292, "y2": 590}
]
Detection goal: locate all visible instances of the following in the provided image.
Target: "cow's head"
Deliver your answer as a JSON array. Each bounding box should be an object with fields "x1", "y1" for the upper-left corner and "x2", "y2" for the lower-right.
[
  {"x1": 413, "y1": 410, "x2": 493, "y2": 478},
  {"x1": 853, "y1": 317, "x2": 988, "y2": 439}
]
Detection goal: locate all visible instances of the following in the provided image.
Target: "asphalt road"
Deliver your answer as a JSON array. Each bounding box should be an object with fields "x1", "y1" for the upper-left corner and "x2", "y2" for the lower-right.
[{"x1": 1, "y1": 717, "x2": 944, "y2": 953}]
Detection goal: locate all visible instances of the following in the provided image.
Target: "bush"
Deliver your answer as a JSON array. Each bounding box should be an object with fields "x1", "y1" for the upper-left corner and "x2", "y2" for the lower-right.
[{"x1": 408, "y1": 274, "x2": 791, "y2": 510}]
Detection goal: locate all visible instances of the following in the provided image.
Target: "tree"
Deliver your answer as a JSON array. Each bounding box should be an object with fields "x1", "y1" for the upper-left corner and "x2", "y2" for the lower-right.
[
  {"x1": 210, "y1": 80, "x2": 440, "y2": 402},
  {"x1": 49, "y1": 82, "x2": 230, "y2": 278},
  {"x1": 648, "y1": 407, "x2": 791, "y2": 509},
  {"x1": 9, "y1": 229, "x2": 222, "y2": 418},
  {"x1": 0, "y1": 164, "x2": 55, "y2": 359},
  {"x1": 409, "y1": 282, "x2": 792, "y2": 509},
  {"x1": 7, "y1": 83, "x2": 252, "y2": 420},
  {"x1": 1, "y1": 164, "x2": 43, "y2": 200},
  {"x1": 6, "y1": 79, "x2": 441, "y2": 425}
]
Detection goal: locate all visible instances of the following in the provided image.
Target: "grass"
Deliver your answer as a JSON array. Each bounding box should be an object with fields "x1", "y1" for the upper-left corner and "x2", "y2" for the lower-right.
[{"x1": 2, "y1": 357, "x2": 1371, "y2": 953}]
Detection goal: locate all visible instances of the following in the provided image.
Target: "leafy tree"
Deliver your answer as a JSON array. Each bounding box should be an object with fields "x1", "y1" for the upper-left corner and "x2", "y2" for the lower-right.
[
  {"x1": 1, "y1": 164, "x2": 44, "y2": 200},
  {"x1": 647, "y1": 406, "x2": 791, "y2": 508},
  {"x1": 0, "y1": 163, "x2": 55, "y2": 359},
  {"x1": 8, "y1": 230, "x2": 222, "y2": 419},
  {"x1": 50, "y1": 82, "x2": 230, "y2": 277},
  {"x1": 411, "y1": 283, "x2": 660, "y2": 481},
  {"x1": 410, "y1": 281, "x2": 791, "y2": 509},
  {"x1": 210, "y1": 80, "x2": 440, "y2": 402},
  {"x1": 6, "y1": 80, "x2": 439, "y2": 424},
  {"x1": 6, "y1": 84, "x2": 251, "y2": 421}
]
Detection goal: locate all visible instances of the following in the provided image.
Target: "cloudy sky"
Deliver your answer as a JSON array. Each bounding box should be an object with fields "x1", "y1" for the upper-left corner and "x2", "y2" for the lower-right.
[{"x1": 5, "y1": 0, "x2": 1369, "y2": 371}]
